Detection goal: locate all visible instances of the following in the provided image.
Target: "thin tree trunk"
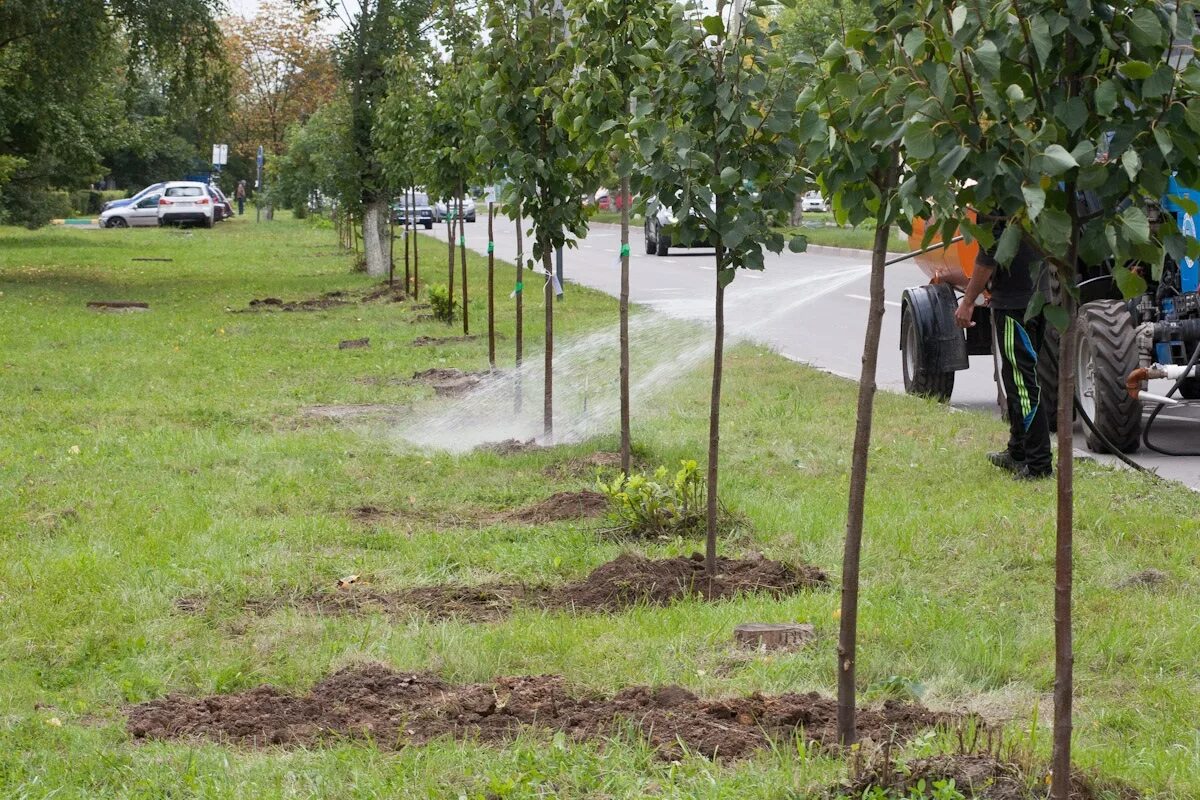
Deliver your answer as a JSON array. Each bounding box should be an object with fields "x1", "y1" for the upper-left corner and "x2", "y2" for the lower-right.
[
  {"x1": 388, "y1": 213, "x2": 395, "y2": 287},
  {"x1": 515, "y1": 201, "x2": 524, "y2": 412},
  {"x1": 487, "y1": 200, "x2": 496, "y2": 369},
  {"x1": 446, "y1": 211, "x2": 455, "y2": 314},
  {"x1": 619, "y1": 174, "x2": 632, "y2": 475},
  {"x1": 412, "y1": 191, "x2": 420, "y2": 301},
  {"x1": 836, "y1": 203, "x2": 894, "y2": 745},
  {"x1": 404, "y1": 189, "x2": 411, "y2": 294},
  {"x1": 705, "y1": 247, "x2": 726, "y2": 581},
  {"x1": 542, "y1": 245, "x2": 554, "y2": 442},
  {"x1": 459, "y1": 192, "x2": 469, "y2": 335},
  {"x1": 1051, "y1": 266, "x2": 1079, "y2": 800}
]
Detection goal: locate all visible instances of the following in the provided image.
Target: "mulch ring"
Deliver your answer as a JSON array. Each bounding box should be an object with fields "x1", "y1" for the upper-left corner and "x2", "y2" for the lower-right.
[
  {"x1": 238, "y1": 285, "x2": 406, "y2": 313},
  {"x1": 410, "y1": 367, "x2": 488, "y2": 396},
  {"x1": 411, "y1": 335, "x2": 481, "y2": 347},
  {"x1": 242, "y1": 552, "x2": 830, "y2": 623},
  {"x1": 126, "y1": 662, "x2": 958, "y2": 760}
]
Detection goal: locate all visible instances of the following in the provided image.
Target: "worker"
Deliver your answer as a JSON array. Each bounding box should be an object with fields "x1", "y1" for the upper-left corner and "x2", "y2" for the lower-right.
[{"x1": 954, "y1": 222, "x2": 1053, "y2": 480}]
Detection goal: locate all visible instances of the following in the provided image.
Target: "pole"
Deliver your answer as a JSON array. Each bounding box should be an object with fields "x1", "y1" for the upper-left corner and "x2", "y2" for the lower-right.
[{"x1": 555, "y1": 245, "x2": 564, "y2": 300}]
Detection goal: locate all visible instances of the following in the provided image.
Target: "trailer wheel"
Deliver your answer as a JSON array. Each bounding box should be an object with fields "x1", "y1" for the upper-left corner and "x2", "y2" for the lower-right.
[
  {"x1": 901, "y1": 307, "x2": 954, "y2": 401},
  {"x1": 1075, "y1": 300, "x2": 1141, "y2": 453}
]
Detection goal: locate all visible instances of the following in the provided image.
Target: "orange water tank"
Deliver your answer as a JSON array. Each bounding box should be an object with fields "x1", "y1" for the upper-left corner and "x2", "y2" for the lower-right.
[{"x1": 909, "y1": 213, "x2": 979, "y2": 288}]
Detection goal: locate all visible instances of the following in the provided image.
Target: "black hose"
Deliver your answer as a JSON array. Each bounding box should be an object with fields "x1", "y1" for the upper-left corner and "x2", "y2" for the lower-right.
[
  {"x1": 1141, "y1": 340, "x2": 1200, "y2": 456},
  {"x1": 1071, "y1": 395, "x2": 1153, "y2": 474}
]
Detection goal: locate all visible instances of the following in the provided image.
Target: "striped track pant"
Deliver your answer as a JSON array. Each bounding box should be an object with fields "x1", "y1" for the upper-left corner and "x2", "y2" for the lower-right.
[{"x1": 994, "y1": 308, "x2": 1052, "y2": 472}]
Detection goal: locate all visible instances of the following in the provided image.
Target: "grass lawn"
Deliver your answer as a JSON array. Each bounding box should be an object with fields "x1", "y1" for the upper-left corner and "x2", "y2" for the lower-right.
[
  {"x1": 779, "y1": 212, "x2": 911, "y2": 252},
  {"x1": 1, "y1": 214, "x2": 1197, "y2": 798}
]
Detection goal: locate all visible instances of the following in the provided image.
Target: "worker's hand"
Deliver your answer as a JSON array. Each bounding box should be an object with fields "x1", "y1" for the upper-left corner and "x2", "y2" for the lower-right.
[{"x1": 954, "y1": 297, "x2": 976, "y2": 329}]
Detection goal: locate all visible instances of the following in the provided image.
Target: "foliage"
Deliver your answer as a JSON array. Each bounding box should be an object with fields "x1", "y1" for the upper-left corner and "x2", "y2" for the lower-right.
[
  {"x1": 598, "y1": 460, "x2": 709, "y2": 539},
  {"x1": 773, "y1": 0, "x2": 871, "y2": 83},
  {"x1": 424, "y1": 59, "x2": 483, "y2": 208},
  {"x1": 271, "y1": 96, "x2": 357, "y2": 214},
  {"x1": 427, "y1": 283, "x2": 457, "y2": 322}
]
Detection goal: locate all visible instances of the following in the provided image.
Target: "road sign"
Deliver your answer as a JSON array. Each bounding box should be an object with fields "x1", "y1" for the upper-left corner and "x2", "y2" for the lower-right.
[
  {"x1": 212, "y1": 144, "x2": 228, "y2": 166},
  {"x1": 256, "y1": 145, "x2": 264, "y2": 169}
]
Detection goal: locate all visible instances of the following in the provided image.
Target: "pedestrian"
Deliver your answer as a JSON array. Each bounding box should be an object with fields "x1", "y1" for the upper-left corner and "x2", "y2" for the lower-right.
[
  {"x1": 235, "y1": 180, "x2": 246, "y2": 216},
  {"x1": 954, "y1": 220, "x2": 1053, "y2": 480}
]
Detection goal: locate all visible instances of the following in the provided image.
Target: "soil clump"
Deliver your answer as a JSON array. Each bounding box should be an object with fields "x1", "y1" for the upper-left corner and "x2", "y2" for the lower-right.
[
  {"x1": 478, "y1": 438, "x2": 542, "y2": 455},
  {"x1": 1117, "y1": 568, "x2": 1169, "y2": 590},
  {"x1": 338, "y1": 338, "x2": 370, "y2": 350},
  {"x1": 88, "y1": 300, "x2": 149, "y2": 313},
  {"x1": 411, "y1": 335, "x2": 481, "y2": 347},
  {"x1": 242, "y1": 293, "x2": 349, "y2": 312},
  {"x1": 543, "y1": 451, "x2": 624, "y2": 477},
  {"x1": 505, "y1": 490, "x2": 607, "y2": 523},
  {"x1": 127, "y1": 662, "x2": 955, "y2": 759},
  {"x1": 410, "y1": 367, "x2": 486, "y2": 396}
]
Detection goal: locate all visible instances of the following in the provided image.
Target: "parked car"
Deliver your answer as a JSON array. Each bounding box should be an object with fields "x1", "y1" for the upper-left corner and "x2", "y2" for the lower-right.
[
  {"x1": 433, "y1": 196, "x2": 477, "y2": 223},
  {"x1": 392, "y1": 190, "x2": 434, "y2": 229},
  {"x1": 102, "y1": 182, "x2": 166, "y2": 213},
  {"x1": 801, "y1": 191, "x2": 830, "y2": 213},
  {"x1": 644, "y1": 198, "x2": 714, "y2": 256},
  {"x1": 99, "y1": 192, "x2": 162, "y2": 228},
  {"x1": 208, "y1": 185, "x2": 233, "y2": 221},
  {"x1": 157, "y1": 181, "x2": 214, "y2": 228}
]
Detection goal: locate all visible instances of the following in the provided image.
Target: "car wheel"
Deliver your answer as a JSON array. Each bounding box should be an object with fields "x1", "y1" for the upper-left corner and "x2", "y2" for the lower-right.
[
  {"x1": 655, "y1": 223, "x2": 670, "y2": 257},
  {"x1": 468, "y1": 213, "x2": 476, "y2": 222},
  {"x1": 644, "y1": 220, "x2": 656, "y2": 255},
  {"x1": 110, "y1": 217, "x2": 128, "y2": 228},
  {"x1": 424, "y1": 221, "x2": 433, "y2": 230},
  {"x1": 204, "y1": 215, "x2": 214, "y2": 229}
]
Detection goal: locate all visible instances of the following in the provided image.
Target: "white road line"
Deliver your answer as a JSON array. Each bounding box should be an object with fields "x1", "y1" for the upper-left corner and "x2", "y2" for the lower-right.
[{"x1": 846, "y1": 293, "x2": 900, "y2": 307}]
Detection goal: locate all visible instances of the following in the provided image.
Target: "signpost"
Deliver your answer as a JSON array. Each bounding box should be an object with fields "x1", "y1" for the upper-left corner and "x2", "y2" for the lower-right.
[
  {"x1": 211, "y1": 143, "x2": 228, "y2": 171},
  {"x1": 255, "y1": 145, "x2": 264, "y2": 223}
]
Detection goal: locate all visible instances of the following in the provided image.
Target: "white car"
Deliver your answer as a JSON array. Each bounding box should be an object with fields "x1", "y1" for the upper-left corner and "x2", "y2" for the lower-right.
[
  {"x1": 801, "y1": 191, "x2": 830, "y2": 213},
  {"x1": 157, "y1": 181, "x2": 215, "y2": 228},
  {"x1": 99, "y1": 191, "x2": 162, "y2": 228},
  {"x1": 433, "y1": 196, "x2": 476, "y2": 222},
  {"x1": 644, "y1": 198, "x2": 715, "y2": 256}
]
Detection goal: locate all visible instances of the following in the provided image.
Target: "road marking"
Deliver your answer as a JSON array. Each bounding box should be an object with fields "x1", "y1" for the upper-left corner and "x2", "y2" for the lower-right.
[{"x1": 846, "y1": 293, "x2": 900, "y2": 307}]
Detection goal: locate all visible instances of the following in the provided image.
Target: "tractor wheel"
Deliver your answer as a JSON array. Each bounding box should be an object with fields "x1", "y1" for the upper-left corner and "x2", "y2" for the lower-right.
[
  {"x1": 901, "y1": 306, "x2": 954, "y2": 401},
  {"x1": 1179, "y1": 375, "x2": 1200, "y2": 399},
  {"x1": 1038, "y1": 321, "x2": 1060, "y2": 433},
  {"x1": 1074, "y1": 300, "x2": 1142, "y2": 453}
]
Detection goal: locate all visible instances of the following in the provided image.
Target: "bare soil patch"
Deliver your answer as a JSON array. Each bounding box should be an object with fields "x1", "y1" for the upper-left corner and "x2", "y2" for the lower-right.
[
  {"x1": 127, "y1": 662, "x2": 955, "y2": 759},
  {"x1": 543, "y1": 451, "x2": 624, "y2": 477},
  {"x1": 88, "y1": 300, "x2": 149, "y2": 313},
  {"x1": 338, "y1": 338, "x2": 370, "y2": 350},
  {"x1": 241, "y1": 293, "x2": 349, "y2": 312},
  {"x1": 505, "y1": 490, "x2": 607, "y2": 523},
  {"x1": 360, "y1": 285, "x2": 406, "y2": 303},
  {"x1": 1117, "y1": 568, "x2": 1169, "y2": 590},
  {"x1": 411, "y1": 335, "x2": 481, "y2": 347},
  {"x1": 242, "y1": 552, "x2": 829, "y2": 623},
  {"x1": 410, "y1": 367, "x2": 486, "y2": 396},
  {"x1": 478, "y1": 438, "x2": 542, "y2": 455}
]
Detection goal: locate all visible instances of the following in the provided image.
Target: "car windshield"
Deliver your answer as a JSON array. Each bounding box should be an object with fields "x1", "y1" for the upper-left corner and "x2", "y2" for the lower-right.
[{"x1": 166, "y1": 186, "x2": 203, "y2": 197}]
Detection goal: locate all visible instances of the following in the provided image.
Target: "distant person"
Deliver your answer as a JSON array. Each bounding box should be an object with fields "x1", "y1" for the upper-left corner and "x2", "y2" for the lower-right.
[
  {"x1": 235, "y1": 180, "x2": 247, "y2": 216},
  {"x1": 954, "y1": 219, "x2": 1052, "y2": 480}
]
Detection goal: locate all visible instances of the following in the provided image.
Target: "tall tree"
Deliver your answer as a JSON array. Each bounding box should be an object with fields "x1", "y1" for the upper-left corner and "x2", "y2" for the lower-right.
[{"x1": 638, "y1": 0, "x2": 807, "y2": 578}]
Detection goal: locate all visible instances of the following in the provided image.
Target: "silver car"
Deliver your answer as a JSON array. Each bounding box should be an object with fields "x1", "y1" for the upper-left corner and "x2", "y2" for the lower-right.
[
  {"x1": 99, "y1": 192, "x2": 162, "y2": 228},
  {"x1": 433, "y1": 196, "x2": 476, "y2": 223}
]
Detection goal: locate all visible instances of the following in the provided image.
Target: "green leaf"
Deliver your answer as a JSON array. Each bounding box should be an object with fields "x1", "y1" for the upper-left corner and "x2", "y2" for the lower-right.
[
  {"x1": 1029, "y1": 14, "x2": 1052, "y2": 65},
  {"x1": 702, "y1": 15, "x2": 724, "y2": 37},
  {"x1": 1094, "y1": 80, "x2": 1119, "y2": 115},
  {"x1": 1005, "y1": 84, "x2": 1025, "y2": 102},
  {"x1": 1037, "y1": 208, "x2": 1072, "y2": 251},
  {"x1": 1057, "y1": 97, "x2": 1087, "y2": 132},
  {"x1": 903, "y1": 29, "x2": 925, "y2": 58},
  {"x1": 1040, "y1": 144, "x2": 1079, "y2": 176},
  {"x1": 719, "y1": 165, "x2": 740, "y2": 188},
  {"x1": 1043, "y1": 303, "x2": 1070, "y2": 332},
  {"x1": 597, "y1": 119, "x2": 619, "y2": 133},
  {"x1": 1154, "y1": 127, "x2": 1174, "y2": 158},
  {"x1": 937, "y1": 145, "x2": 969, "y2": 176},
  {"x1": 1022, "y1": 184, "x2": 1046, "y2": 222},
  {"x1": 717, "y1": 267, "x2": 736, "y2": 288},
  {"x1": 1113, "y1": 264, "x2": 1149, "y2": 298},
  {"x1": 1128, "y1": 7, "x2": 1164, "y2": 48},
  {"x1": 1119, "y1": 204, "x2": 1151, "y2": 243},
  {"x1": 1025, "y1": 290, "x2": 1047, "y2": 322},
  {"x1": 973, "y1": 40, "x2": 1001, "y2": 75},
  {"x1": 994, "y1": 223, "x2": 1021, "y2": 266},
  {"x1": 1118, "y1": 60, "x2": 1154, "y2": 79},
  {"x1": 1121, "y1": 148, "x2": 1141, "y2": 181},
  {"x1": 788, "y1": 234, "x2": 808, "y2": 253},
  {"x1": 950, "y1": 5, "x2": 968, "y2": 33},
  {"x1": 904, "y1": 121, "x2": 935, "y2": 161}
]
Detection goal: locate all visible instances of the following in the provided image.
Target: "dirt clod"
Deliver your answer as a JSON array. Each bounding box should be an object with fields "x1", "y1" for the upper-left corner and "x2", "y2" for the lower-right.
[
  {"x1": 543, "y1": 451, "x2": 624, "y2": 477},
  {"x1": 1117, "y1": 568, "x2": 1169, "y2": 590},
  {"x1": 411, "y1": 335, "x2": 481, "y2": 347},
  {"x1": 242, "y1": 293, "x2": 349, "y2": 312},
  {"x1": 506, "y1": 490, "x2": 607, "y2": 523},
  {"x1": 88, "y1": 300, "x2": 149, "y2": 312},
  {"x1": 127, "y1": 663, "x2": 956, "y2": 759},
  {"x1": 733, "y1": 622, "x2": 815, "y2": 651},
  {"x1": 410, "y1": 367, "x2": 486, "y2": 396},
  {"x1": 479, "y1": 438, "x2": 541, "y2": 455},
  {"x1": 338, "y1": 338, "x2": 370, "y2": 350},
  {"x1": 360, "y1": 286, "x2": 406, "y2": 303}
]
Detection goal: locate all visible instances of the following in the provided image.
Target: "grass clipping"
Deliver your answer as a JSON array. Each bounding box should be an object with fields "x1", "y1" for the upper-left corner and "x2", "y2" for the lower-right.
[{"x1": 597, "y1": 460, "x2": 744, "y2": 540}]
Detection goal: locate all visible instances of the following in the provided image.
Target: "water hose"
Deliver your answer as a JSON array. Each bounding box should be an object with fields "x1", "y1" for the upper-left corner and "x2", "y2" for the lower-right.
[{"x1": 1137, "y1": 341, "x2": 1200, "y2": 456}]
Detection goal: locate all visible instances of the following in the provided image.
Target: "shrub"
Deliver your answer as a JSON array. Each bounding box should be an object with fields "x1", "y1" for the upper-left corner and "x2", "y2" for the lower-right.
[
  {"x1": 69, "y1": 190, "x2": 105, "y2": 215},
  {"x1": 428, "y1": 284, "x2": 456, "y2": 323},
  {"x1": 598, "y1": 460, "x2": 735, "y2": 539}
]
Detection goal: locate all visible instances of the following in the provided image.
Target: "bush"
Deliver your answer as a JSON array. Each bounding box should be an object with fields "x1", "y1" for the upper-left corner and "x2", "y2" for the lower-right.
[
  {"x1": 69, "y1": 190, "x2": 105, "y2": 216},
  {"x1": 428, "y1": 284, "x2": 456, "y2": 323},
  {"x1": 598, "y1": 460, "x2": 717, "y2": 539}
]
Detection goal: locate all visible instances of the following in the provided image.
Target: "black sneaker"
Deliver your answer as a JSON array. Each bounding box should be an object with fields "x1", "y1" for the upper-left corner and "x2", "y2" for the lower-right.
[
  {"x1": 1014, "y1": 463, "x2": 1053, "y2": 481},
  {"x1": 987, "y1": 451, "x2": 1021, "y2": 474}
]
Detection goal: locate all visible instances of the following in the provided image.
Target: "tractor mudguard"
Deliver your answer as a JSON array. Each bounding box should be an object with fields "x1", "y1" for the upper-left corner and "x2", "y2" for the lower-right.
[{"x1": 900, "y1": 284, "x2": 970, "y2": 372}]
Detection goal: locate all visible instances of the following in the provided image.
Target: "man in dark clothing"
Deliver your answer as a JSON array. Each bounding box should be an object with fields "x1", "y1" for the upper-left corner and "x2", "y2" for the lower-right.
[{"x1": 954, "y1": 226, "x2": 1053, "y2": 480}]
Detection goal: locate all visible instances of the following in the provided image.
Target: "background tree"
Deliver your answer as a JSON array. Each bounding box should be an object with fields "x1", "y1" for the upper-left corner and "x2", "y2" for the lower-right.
[
  {"x1": 567, "y1": 0, "x2": 674, "y2": 474},
  {"x1": 378, "y1": 52, "x2": 432, "y2": 295},
  {"x1": 882, "y1": 1, "x2": 1200, "y2": 792},
  {"x1": 482, "y1": 0, "x2": 593, "y2": 441},
  {"x1": 638, "y1": 0, "x2": 807, "y2": 578}
]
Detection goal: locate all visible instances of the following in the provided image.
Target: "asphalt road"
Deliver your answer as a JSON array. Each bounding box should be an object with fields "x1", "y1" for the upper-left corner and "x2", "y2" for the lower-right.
[{"x1": 454, "y1": 217, "x2": 1200, "y2": 488}]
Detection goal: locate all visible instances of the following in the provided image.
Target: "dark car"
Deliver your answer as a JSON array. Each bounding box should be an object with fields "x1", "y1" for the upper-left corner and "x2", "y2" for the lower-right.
[
  {"x1": 391, "y1": 190, "x2": 434, "y2": 229},
  {"x1": 208, "y1": 185, "x2": 233, "y2": 221}
]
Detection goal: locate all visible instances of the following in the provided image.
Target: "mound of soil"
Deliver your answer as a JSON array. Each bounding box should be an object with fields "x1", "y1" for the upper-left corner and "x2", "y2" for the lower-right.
[
  {"x1": 360, "y1": 286, "x2": 406, "y2": 303},
  {"x1": 506, "y1": 490, "x2": 607, "y2": 523},
  {"x1": 478, "y1": 438, "x2": 542, "y2": 455},
  {"x1": 551, "y1": 552, "x2": 829, "y2": 611},
  {"x1": 243, "y1": 293, "x2": 348, "y2": 312},
  {"x1": 411, "y1": 335, "x2": 481, "y2": 347},
  {"x1": 543, "y1": 451, "x2": 624, "y2": 477},
  {"x1": 259, "y1": 584, "x2": 535, "y2": 623},
  {"x1": 410, "y1": 367, "x2": 486, "y2": 397},
  {"x1": 1117, "y1": 568, "x2": 1169, "y2": 590},
  {"x1": 127, "y1": 663, "x2": 957, "y2": 759}
]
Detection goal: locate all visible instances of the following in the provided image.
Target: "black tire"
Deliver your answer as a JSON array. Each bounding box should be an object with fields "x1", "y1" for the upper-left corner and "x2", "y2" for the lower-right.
[
  {"x1": 1039, "y1": 321, "x2": 1060, "y2": 433},
  {"x1": 204, "y1": 215, "x2": 214, "y2": 229},
  {"x1": 467, "y1": 213, "x2": 476, "y2": 222},
  {"x1": 424, "y1": 221, "x2": 433, "y2": 230},
  {"x1": 1075, "y1": 300, "x2": 1141, "y2": 453},
  {"x1": 110, "y1": 217, "x2": 128, "y2": 228},
  {"x1": 1179, "y1": 378, "x2": 1200, "y2": 400},
  {"x1": 644, "y1": 221, "x2": 656, "y2": 255},
  {"x1": 900, "y1": 305, "x2": 954, "y2": 401},
  {"x1": 655, "y1": 223, "x2": 670, "y2": 256}
]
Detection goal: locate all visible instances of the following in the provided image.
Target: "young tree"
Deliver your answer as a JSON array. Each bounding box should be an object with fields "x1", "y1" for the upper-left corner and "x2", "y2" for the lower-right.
[
  {"x1": 481, "y1": 0, "x2": 592, "y2": 441},
  {"x1": 567, "y1": 0, "x2": 674, "y2": 474},
  {"x1": 881, "y1": 1, "x2": 1200, "y2": 791},
  {"x1": 637, "y1": 0, "x2": 807, "y2": 578}
]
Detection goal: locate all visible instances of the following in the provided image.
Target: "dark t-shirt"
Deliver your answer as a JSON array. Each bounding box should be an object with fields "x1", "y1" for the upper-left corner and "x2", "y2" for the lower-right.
[{"x1": 976, "y1": 224, "x2": 1044, "y2": 310}]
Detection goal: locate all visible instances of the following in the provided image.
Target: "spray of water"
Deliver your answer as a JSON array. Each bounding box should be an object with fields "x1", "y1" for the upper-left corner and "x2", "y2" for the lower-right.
[{"x1": 395, "y1": 264, "x2": 871, "y2": 452}]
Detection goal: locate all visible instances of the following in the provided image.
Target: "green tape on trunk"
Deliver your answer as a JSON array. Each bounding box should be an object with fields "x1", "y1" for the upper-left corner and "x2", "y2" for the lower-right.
[
  {"x1": 487, "y1": 242, "x2": 494, "y2": 254},
  {"x1": 620, "y1": 244, "x2": 630, "y2": 257},
  {"x1": 515, "y1": 281, "x2": 524, "y2": 293},
  {"x1": 459, "y1": 236, "x2": 465, "y2": 246}
]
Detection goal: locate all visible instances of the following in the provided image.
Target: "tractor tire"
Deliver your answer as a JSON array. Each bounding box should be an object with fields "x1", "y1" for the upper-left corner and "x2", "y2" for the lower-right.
[
  {"x1": 1038, "y1": 321, "x2": 1060, "y2": 433},
  {"x1": 1179, "y1": 377, "x2": 1200, "y2": 400},
  {"x1": 901, "y1": 306, "x2": 954, "y2": 401},
  {"x1": 1074, "y1": 300, "x2": 1142, "y2": 453}
]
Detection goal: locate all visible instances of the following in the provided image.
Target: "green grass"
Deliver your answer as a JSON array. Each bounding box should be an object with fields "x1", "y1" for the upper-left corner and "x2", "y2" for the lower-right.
[
  {"x1": 1, "y1": 214, "x2": 1198, "y2": 798},
  {"x1": 780, "y1": 212, "x2": 910, "y2": 251}
]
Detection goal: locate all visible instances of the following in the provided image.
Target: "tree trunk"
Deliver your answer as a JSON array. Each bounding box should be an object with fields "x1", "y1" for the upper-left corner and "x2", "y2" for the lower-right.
[
  {"x1": 446, "y1": 212, "x2": 455, "y2": 311},
  {"x1": 388, "y1": 214, "x2": 395, "y2": 287},
  {"x1": 836, "y1": 190, "x2": 895, "y2": 746},
  {"x1": 362, "y1": 201, "x2": 388, "y2": 277},
  {"x1": 1051, "y1": 271, "x2": 1079, "y2": 800},
  {"x1": 459, "y1": 193, "x2": 469, "y2": 335},
  {"x1": 706, "y1": 248, "x2": 726, "y2": 581},
  {"x1": 619, "y1": 174, "x2": 632, "y2": 474},
  {"x1": 515, "y1": 202, "x2": 524, "y2": 412},
  {"x1": 412, "y1": 189, "x2": 420, "y2": 299},
  {"x1": 403, "y1": 190, "x2": 411, "y2": 294},
  {"x1": 488, "y1": 201, "x2": 496, "y2": 369},
  {"x1": 542, "y1": 245, "x2": 554, "y2": 442}
]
